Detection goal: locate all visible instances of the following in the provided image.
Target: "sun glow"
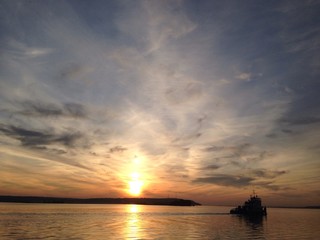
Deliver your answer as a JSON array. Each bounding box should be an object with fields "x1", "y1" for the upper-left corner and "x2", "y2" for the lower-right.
[
  {"x1": 128, "y1": 172, "x2": 143, "y2": 196},
  {"x1": 127, "y1": 156, "x2": 145, "y2": 196},
  {"x1": 129, "y1": 180, "x2": 143, "y2": 196}
]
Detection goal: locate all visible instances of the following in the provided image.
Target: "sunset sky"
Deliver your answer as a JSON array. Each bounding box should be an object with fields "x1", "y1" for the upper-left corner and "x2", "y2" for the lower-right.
[{"x1": 0, "y1": 0, "x2": 319, "y2": 207}]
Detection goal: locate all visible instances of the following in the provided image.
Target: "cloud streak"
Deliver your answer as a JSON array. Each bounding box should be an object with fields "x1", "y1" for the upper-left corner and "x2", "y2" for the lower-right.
[
  {"x1": 193, "y1": 169, "x2": 288, "y2": 190},
  {"x1": 14, "y1": 101, "x2": 88, "y2": 118},
  {"x1": 0, "y1": 124, "x2": 83, "y2": 149}
]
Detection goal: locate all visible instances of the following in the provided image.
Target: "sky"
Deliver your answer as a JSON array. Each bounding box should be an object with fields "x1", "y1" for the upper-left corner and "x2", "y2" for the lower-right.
[{"x1": 0, "y1": 0, "x2": 319, "y2": 207}]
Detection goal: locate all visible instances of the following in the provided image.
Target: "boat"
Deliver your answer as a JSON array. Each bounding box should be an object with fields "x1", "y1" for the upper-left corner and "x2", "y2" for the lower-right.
[{"x1": 230, "y1": 192, "x2": 267, "y2": 216}]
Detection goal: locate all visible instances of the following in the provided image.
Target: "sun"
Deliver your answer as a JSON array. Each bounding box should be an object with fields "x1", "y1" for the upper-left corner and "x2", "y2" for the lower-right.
[
  {"x1": 128, "y1": 172, "x2": 143, "y2": 196},
  {"x1": 129, "y1": 180, "x2": 143, "y2": 196}
]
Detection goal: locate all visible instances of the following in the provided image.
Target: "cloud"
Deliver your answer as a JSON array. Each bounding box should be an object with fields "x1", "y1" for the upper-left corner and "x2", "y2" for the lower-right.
[
  {"x1": 245, "y1": 151, "x2": 268, "y2": 163},
  {"x1": 63, "y1": 103, "x2": 87, "y2": 118},
  {"x1": 204, "y1": 143, "x2": 251, "y2": 153},
  {"x1": 281, "y1": 129, "x2": 293, "y2": 134},
  {"x1": 235, "y1": 72, "x2": 251, "y2": 81},
  {"x1": 109, "y1": 146, "x2": 127, "y2": 154},
  {"x1": 60, "y1": 63, "x2": 93, "y2": 80},
  {"x1": 281, "y1": 117, "x2": 320, "y2": 125},
  {"x1": 116, "y1": 0, "x2": 197, "y2": 53},
  {"x1": 193, "y1": 169, "x2": 288, "y2": 190},
  {"x1": 4, "y1": 39, "x2": 53, "y2": 59},
  {"x1": 0, "y1": 124, "x2": 83, "y2": 148},
  {"x1": 266, "y1": 133, "x2": 277, "y2": 138},
  {"x1": 251, "y1": 169, "x2": 287, "y2": 179},
  {"x1": 159, "y1": 163, "x2": 189, "y2": 179},
  {"x1": 19, "y1": 102, "x2": 63, "y2": 117},
  {"x1": 199, "y1": 164, "x2": 220, "y2": 170},
  {"x1": 14, "y1": 101, "x2": 87, "y2": 118},
  {"x1": 0, "y1": 145, "x2": 92, "y2": 172},
  {"x1": 203, "y1": 146, "x2": 225, "y2": 152},
  {"x1": 193, "y1": 174, "x2": 254, "y2": 187}
]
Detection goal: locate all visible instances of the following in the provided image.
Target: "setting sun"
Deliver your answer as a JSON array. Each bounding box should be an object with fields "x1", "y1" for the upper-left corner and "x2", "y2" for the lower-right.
[
  {"x1": 129, "y1": 180, "x2": 143, "y2": 196},
  {"x1": 128, "y1": 172, "x2": 143, "y2": 196}
]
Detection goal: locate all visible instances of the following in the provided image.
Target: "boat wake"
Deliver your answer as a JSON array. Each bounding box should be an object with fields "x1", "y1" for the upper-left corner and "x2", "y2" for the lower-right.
[{"x1": 140, "y1": 212, "x2": 230, "y2": 216}]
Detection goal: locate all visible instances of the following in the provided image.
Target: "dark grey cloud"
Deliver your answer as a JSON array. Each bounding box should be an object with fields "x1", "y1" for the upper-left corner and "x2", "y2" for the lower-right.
[
  {"x1": 17, "y1": 101, "x2": 87, "y2": 118},
  {"x1": 193, "y1": 174, "x2": 254, "y2": 187},
  {"x1": 266, "y1": 129, "x2": 294, "y2": 138},
  {"x1": 60, "y1": 63, "x2": 91, "y2": 80},
  {"x1": 246, "y1": 151, "x2": 268, "y2": 163},
  {"x1": 0, "y1": 124, "x2": 83, "y2": 148},
  {"x1": 281, "y1": 129, "x2": 294, "y2": 134},
  {"x1": 63, "y1": 103, "x2": 87, "y2": 118},
  {"x1": 251, "y1": 169, "x2": 287, "y2": 179},
  {"x1": 229, "y1": 151, "x2": 270, "y2": 168},
  {"x1": 253, "y1": 181, "x2": 291, "y2": 191},
  {"x1": 193, "y1": 168, "x2": 287, "y2": 190},
  {"x1": 19, "y1": 102, "x2": 63, "y2": 117},
  {"x1": 232, "y1": 143, "x2": 251, "y2": 156},
  {"x1": 109, "y1": 145, "x2": 127, "y2": 153},
  {"x1": 266, "y1": 133, "x2": 277, "y2": 138},
  {"x1": 199, "y1": 164, "x2": 220, "y2": 170},
  {"x1": 24, "y1": 145, "x2": 67, "y2": 155},
  {"x1": 0, "y1": 126, "x2": 92, "y2": 171},
  {"x1": 202, "y1": 144, "x2": 252, "y2": 165},
  {"x1": 203, "y1": 146, "x2": 225, "y2": 152},
  {"x1": 54, "y1": 132, "x2": 83, "y2": 147},
  {"x1": 281, "y1": 117, "x2": 320, "y2": 126},
  {"x1": 211, "y1": 146, "x2": 268, "y2": 167},
  {"x1": 204, "y1": 143, "x2": 251, "y2": 154}
]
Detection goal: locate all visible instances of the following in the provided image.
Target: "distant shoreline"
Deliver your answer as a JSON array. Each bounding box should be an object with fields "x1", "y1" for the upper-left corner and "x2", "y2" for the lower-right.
[
  {"x1": 269, "y1": 206, "x2": 320, "y2": 209},
  {"x1": 0, "y1": 195, "x2": 201, "y2": 206}
]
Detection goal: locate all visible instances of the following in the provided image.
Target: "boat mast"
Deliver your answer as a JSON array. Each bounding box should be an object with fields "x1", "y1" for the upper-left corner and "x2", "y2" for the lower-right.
[{"x1": 253, "y1": 189, "x2": 256, "y2": 197}]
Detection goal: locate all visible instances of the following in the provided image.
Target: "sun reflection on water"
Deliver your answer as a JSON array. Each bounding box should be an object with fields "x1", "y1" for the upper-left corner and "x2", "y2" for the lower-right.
[
  {"x1": 129, "y1": 204, "x2": 139, "y2": 213},
  {"x1": 126, "y1": 205, "x2": 142, "y2": 239}
]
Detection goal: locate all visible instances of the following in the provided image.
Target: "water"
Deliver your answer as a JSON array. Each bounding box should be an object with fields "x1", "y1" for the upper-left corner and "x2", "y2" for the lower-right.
[{"x1": 0, "y1": 203, "x2": 319, "y2": 239}]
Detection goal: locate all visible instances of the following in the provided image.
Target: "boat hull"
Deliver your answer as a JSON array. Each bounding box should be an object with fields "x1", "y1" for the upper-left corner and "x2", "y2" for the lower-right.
[
  {"x1": 230, "y1": 207, "x2": 267, "y2": 216},
  {"x1": 230, "y1": 194, "x2": 267, "y2": 216}
]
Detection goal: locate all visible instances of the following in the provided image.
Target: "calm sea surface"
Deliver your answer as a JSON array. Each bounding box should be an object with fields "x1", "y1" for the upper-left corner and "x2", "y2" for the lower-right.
[{"x1": 0, "y1": 203, "x2": 319, "y2": 239}]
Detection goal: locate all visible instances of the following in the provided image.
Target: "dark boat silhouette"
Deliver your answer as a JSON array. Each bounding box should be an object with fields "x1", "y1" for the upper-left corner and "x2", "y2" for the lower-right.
[{"x1": 230, "y1": 193, "x2": 267, "y2": 216}]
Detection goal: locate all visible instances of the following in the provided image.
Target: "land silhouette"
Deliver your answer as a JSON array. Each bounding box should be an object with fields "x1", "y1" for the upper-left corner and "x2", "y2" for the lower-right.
[{"x1": 0, "y1": 195, "x2": 201, "y2": 206}]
